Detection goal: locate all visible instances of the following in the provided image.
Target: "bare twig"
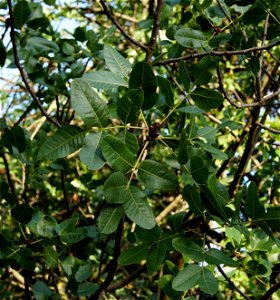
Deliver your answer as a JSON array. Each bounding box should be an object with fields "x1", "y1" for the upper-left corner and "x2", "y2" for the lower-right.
[
  {"x1": 256, "y1": 122, "x2": 280, "y2": 134},
  {"x1": 99, "y1": 0, "x2": 147, "y2": 50},
  {"x1": 7, "y1": 0, "x2": 60, "y2": 128},
  {"x1": 1, "y1": 153, "x2": 17, "y2": 203},
  {"x1": 156, "y1": 194, "x2": 183, "y2": 223},
  {"x1": 146, "y1": 0, "x2": 164, "y2": 62},
  {"x1": 60, "y1": 170, "x2": 70, "y2": 216},
  {"x1": 156, "y1": 40, "x2": 280, "y2": 65}
]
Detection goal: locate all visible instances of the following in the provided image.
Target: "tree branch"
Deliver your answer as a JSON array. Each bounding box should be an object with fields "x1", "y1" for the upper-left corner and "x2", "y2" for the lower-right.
[
  {"x1": 259, "y1": 282, "x2": 280, "y2": 300},
  {"x1": 7, "y1": 0, "x2": 60, "y2": 128},
  {"x1": 146, "y1": 0, "x2": 164, "y2": 63},
  {"x1": 256, "y1": 121, "x2": 280, "y2": 134},
  {"x1": 99, "y1": 0, "x2": 147, "y2": 50},
  {"x1": 156, "y1": 40, "x2": 280, "y2": 65}
]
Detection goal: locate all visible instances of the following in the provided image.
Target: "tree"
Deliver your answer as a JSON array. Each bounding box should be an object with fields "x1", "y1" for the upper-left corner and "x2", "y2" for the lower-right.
[{"x1": 0, "y1": 0, "x2": 280, "y2": 299}]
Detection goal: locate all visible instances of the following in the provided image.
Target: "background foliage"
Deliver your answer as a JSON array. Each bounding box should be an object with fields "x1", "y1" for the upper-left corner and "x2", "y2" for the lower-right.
[{"x1": 0, "y1": 0, "x2": 280, "y2": 299}]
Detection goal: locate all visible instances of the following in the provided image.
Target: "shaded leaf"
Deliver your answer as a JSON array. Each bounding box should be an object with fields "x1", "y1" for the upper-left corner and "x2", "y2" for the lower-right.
[
  {"x1": 101, "y1": 136, "x2": 136, "y2": 173},
  {"x1": 78, "y1": 282, "x2": 99, "y2": 297},
  {"x1": 32, "y1": 281, "x2": 52, "y2": 300},
  {"x1": 14, "y1": 1, "x2": 31, "y2": 29},
  {"x1": 11, "y1": 204, "x2": 33, "y2": 224},
  {"x1": 37, "y1": 125, "x2": 86, "y2": 161},
  {"x1": 159, "y1": 275, "x2": 182, "y2": 299},
  {"x1": 175, "y1": 28, "x2": 206, "y2": 48},
  {"x1": 71, "y1": 79, "x2": 109, "y2": 127},
  {"x1": 138, "y1": 159, "x2": 178, "y2": 191},
  {"x1": 55, "y1": 213, "x2": 78, "y2": 235},
  {"x1": 178, "y1": 61, "x2": 191, "y2": 92},
  {"x1": 245, "y1": 182, "x2": 265, "y2": 220},
  {"x1": 191, "y1": 88, "x2": 224, "y2": 111},
  {"x1": 195, "y1": 141, "x2": 228, "y2": 160},
  {"x1": 75, "y1": 263, "x2": 93, "y2": 282},
  {"x1": 178, "y1": 128, "x2": 188, "y2": 164},
  {"x1": 261, "y1": 207, "x2": 280, "y2": 231},
  {"x1": 104, "y1": 172, "x2": 128, "y2": 204},
  {"x1": 205, "y1": 249, "x2": 238, "y2": 267},
  {"x1": 27, "y1": 37, "x2": 59, "y2": 55},
  {"x1": 118, "y1": 244, "x2": 150, "y2": 266},
  {"x1": 80, "y1": 132, "x2": 105, "y2": 170},
  {"x1": 60, "y1": 227, "x2": 88, "y2": 245},
  {"x1": 104, "y1": 45, "x2": 131, "y2": 76},
  {"x1": 198, "y1": 269, "x2": 218, "y2": 295},
  {"x1": 208, "y1": 33, "x2": 232, "y2": 48},
  {"x1": 83, "y1": 71, "x2": 128, "y2": 90},
  {"x1": 117, "y1": 89, "x2": 144, "y2": 123},
  {"x1": 157, "y1": 76, "x2": 174, "y2": 106},
  {"x1": 98, "y1": 206, "x2": 124, "y2": 234},
  {"x1": 123, "y1": 186, "x2": 156, "y2": 229},
  {"x1": 172, "y1": 238, "x2": 205, "y2": 261},
  {"x1": 147, "y1": 242, "x2": 167, "y2": 274},
  {"x1": 182, "y1": 185, "x2": 204, "y2": 215},
  {"x1": 177, "y1": 105, "x2": 204, "y2": 114},
  {"x1": 172, "y1": 264, "x2": 202, "y2": 291},
  {"x1": 36, "y1": 216, "x2": 57, "y2": 238},
  {"x1": 190, "y1": 155, "x2": 209, "y2": 184},
  {"x1": 44, "y1": 246, "x2": 58, "y2": 269},
  {"x1": 193, "y1": 56, "x2": 217, "y2": 85}
]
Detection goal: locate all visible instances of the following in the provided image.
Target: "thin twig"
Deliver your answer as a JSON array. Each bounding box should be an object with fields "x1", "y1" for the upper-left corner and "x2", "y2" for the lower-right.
[
  {"x1": 256, "y1": 122, "x2": 280, "y2": 134},
  {"x1": 146, "y1": 0, "x2": 164, "y2": 62},
  {"x1": 60, "y1": 170, "x2": 70, "y2": 216},
  {"x1": 99, "y1": 0, "x2": 147, "y2": 50},
  {"x1": 156, "y1": 40, "x2": 280, "y2": 65},
  {"x1": 7, "y1": 0, "x2": 60, "y2": 128}
]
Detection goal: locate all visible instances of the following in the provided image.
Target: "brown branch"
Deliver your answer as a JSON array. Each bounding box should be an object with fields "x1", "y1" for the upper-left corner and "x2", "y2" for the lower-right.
[
  {"x1": 107, "y1": 265, "x2": 146, "y2": 292},
  {"x1": 99, "y1": 0, "x2": 147, "y2": 51},
  {"x1": 256, "y1": 122, "x2": 280, "y2": 134},
  {"x1": 156, "y1": 40, "x2": 280, "y2": 65},
  {"x1": 7, "y1": 0, "x2": 60, "y2": 128},
  {"x1": 145, "y1": 0, "x2": 164, "y2": 63},
  {"x1": 259, "y1": 282, "x2": 280, "y2": 300}
]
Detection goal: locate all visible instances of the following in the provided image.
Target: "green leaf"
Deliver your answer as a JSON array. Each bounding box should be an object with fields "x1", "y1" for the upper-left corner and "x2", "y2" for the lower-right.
[
  {"x1": 208, "y1": 33, "x2": 232, "y2": 48},
  {"x1": 32, "y1": 281, "x2": 52, "y2": 300},
  {"x1": 175, "y1": 28, "x2": 206, "y2": 48},
  {"x1": 11, "y1": 204, "x2": 34, "y2": 224},
  {"x1": 147, "y1": 242, "x2": 167, "y2": 274},
  {"x1": 2, "y1": 126, "x2": 26, "y2": 153},
  {"x1": 157, "y1": 76, "x2": 174, "y2": 106},
  {"x1": 178, "y1": 61, "x2": 191, "y2": 92},
  {"x1": 178, "y1": 128, "x2": 188, "y2": 164},
  {"x1": 37, "y1": 125, "x2": 86, "y2": 161},
  {"x1": 185, "y1": 115, "x2": 197, "y2": 139},
  {"x1": 172, "y1": 264, "x2": 202, "y2": 291},
  {"x1": 55, "y1": 213, "x2": 78, "y2": 235},
  {"x1": 60, "y1": 227, "x2": 88, "y2": 245},
  {"x1": 138, "y1": 159, "x2": 178, "y2": 191},
  {"x1": 205, "y1": 249, "x2": 238, "y2": 267},
  {"x1": 44, "y1": 246, "x2": 58, "y2": 269},
  {"x1": 117, "y1": 89, "x2": 144, "y2": 123},
  {"x1": 183, "y1": 185, "x2": 204, "y2": 215},
  {"x1": 193, "y1": 56, "x2": 217, "y2": 85},
  {"x1": 168, "y1": 212, "x2": 186, "y2": 232},
  {"x1": 135, "y1": 225, "x2": 161, "y2": 243},
  {"x1": 191, "y1": 88, "x2": 224, "y2": 111},
  {"x1": 197, "y1": 126, "x2": 218, "y2": 142},
  {"x1": 245, "y1": 182, "x2": 265, "y2": 220},
  {"x1": 26, "y1": 37, "x2": 59, "y2": 55},
  {"x1": 36, "y1": 216, "x2": 57, "y2": 238},
  {"x1": 172, "y1": 238, "x2": 205, "y2": 261},
  {"x1": 118, "y1": 244, "x2": 150, "y2": 266},
  {"x1": 101, "y1": 136, "x2": 136, "y2": 172},
  {"x1": 129, "y1": 62, "x2": 158, "y2": 109},
  {"x1": 159, "y1": 275, "x2": 182, "y2": 299},
  {"x1": 261, "y1": 207, "x2": 280, "y2": 231},
  {"x1": 177, "y1": 105, "x2": 204, "y2": 114},
  {"x1": 121, "y1": 131, "x2": 139, "y2": 154},
  {"x1": 123, "y1": 186, "x2": 156, "y2": 229},
  {"x1": 103, "y1": 45, "x2": 131, "y2": 76},
  {"x1": 195, "y1": 141, "x2": 228, "y2": 160},
  {"x1": 190, "y1": 155, "x2": 209, "y2": 184},
  {"x1": 98, "y1": 206, "x2": 124, "y2": 234},
  {"x1": 75, "y1": 263, "x2": 93, "y2": 282},
  {"x1": 78, "y1": 282, "x2": 99, "y2": 297},
  {"x1": 201, "y1": 185, "x2": 229, "y2": 220},
  {"x1": 14, "y1": 1, "x2": 31, "y2": 29},
  {"x1": 198, "y1": 269, "x2": 218, "y2": 295},
  {"x1": 80, "y1": 132, "x2": 105, "y2": 170},
  {"x1": 71, "y1": 79, "x2": 109, "y2": 127},
  {"x1": 83, "y1": 71, "x2": 128, "y2": 90},
  {"x1": 61, "y1": 256, "x2": 76, "y2": 277},
  {"x1": 103, "y1": 172, "x2": 128, "y2": 204}
]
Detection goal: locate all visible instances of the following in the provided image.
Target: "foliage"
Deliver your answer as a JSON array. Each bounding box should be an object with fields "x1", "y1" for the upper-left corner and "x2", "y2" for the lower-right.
[{"x1": 0, "y1": 0, "x2": 280, "y2": 299}]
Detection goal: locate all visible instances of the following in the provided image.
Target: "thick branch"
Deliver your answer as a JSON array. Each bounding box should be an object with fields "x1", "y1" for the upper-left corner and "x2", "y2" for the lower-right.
[
  {"x1": 99, "y1": 0, "x2": 147, "y2": 50},
  {"x1": 7, "y1": 0, "x2": 60, "y2": 128},
  {"x1": 156, "y1": 40, "x2": 280, "y2": 65},
  {"x1": 259, "y1": 282, "x2": 280, "y2": 300},
  {"x1": 145, "y1": 0, "x2": 164, "y2": 63}
]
